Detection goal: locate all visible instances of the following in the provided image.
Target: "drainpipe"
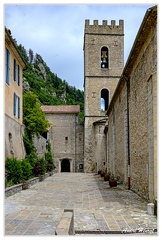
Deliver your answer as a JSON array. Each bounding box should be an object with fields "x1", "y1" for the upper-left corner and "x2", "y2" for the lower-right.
[{"x1": 126, "y1": 79, "x2": 131, "y2": 190}]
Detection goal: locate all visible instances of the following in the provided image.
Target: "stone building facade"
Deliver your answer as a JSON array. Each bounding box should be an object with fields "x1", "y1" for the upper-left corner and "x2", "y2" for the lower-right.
[
  {"x1": 105, "y1": 6, "x2": 157, "y2": 202},
  {"x1": 41, "y1": 105, "x2": 84, "y2": 173},
  {"x1": 83, "y1": 19, "x2": 124, "y2": 172},
  {"x1": 5, "y1": 28, "x2": 26, "y2": 159},
  {"x1": 39, "y1": 6, "x2": 157, "y2": 203}
]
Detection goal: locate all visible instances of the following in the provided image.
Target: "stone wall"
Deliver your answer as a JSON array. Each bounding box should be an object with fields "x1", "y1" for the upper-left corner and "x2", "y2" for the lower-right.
[
  {"x1": 75, "y1": 124, "x2": 84, "y2": 172},
  {"x1": 44, "y1": 112, "x2": 84, "y2": 173},
  {"x1": 94, "y1": 123, "x2": 107, "y2": 172},
  {"x1": 5, "y1": 114, "x2": 25, "y2": 159},
  {"x1": 129, "y1": 23, "x2": 157, "y2": 200},
  {"x1": 107, "y1": 85, "x2": 128, "y2": 183},
  {"x1": 106, "y1": 7, "x2": 157, "y2": 201},
  {"x1": 33, "y1": 135, "x2": 47, "y2": 157}
]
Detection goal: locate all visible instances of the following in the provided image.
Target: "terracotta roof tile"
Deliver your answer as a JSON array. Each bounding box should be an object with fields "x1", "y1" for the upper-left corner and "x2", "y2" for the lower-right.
[{"x1": 41, "y1": 105, "x2": 80, "y2": 113}]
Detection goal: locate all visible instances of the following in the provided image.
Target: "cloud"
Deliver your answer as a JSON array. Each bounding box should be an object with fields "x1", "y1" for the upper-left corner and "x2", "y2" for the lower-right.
[{"x1": 4, "y1": 4, "x2": 154, "y2": 90}]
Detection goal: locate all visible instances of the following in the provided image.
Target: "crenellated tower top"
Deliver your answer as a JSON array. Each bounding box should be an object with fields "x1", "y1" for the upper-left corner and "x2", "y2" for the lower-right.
[{"x1": 85, "y1": 19, "x2": 124, "y2": 35}]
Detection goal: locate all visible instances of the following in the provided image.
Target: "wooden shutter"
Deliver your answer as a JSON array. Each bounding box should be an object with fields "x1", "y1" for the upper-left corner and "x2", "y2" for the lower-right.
[
  {"x1": 6, "y1": 48, "x2": 10, "y2": 85},
  {"x1": 18, "y1": 97, "x2": 20, "y2": 118},
  {"x1": 18, "y1": 65, "x2": 20, "y2": 86},
  {"x1": 14, "y1": 93, "x2": 16, "y2": 116},
  {"x1": 14, "y1": 59, "x2": 16, "y2": 81}
]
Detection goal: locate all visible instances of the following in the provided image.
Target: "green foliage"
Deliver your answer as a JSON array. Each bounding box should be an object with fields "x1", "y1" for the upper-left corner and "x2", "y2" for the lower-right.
[
  {"x1": 23, "y1": 129, "x2": 35, "y2": 155},
  {"x1": 5, "y1": 158, "x2": 23, "y2": 184},
  {"x1": 45, "y1": 152, "x2": 54, "y2": 171},
  {"x1": 23, "y1": 92, "x2": 51, "y2": 137},
  {"x1": 17, "y1": 42, "x2": 84, "y2": 122},
  {"x1": 45, "y1": 141, "x2": 54, "y2": 171},
  {"x1": 5, "y1": 179, "x2": 7, "y2": 188},
  {"x1": 25, "y1": 153, "x2": 38, "y2": 168},
  {"x1": 21, "y1": 159, "x2": 32, "y2": 180},
  {"x1": 32, "y1": 162, "x2": 44, "y2": 176},
  {"x1": 32, "y1": 157, "x2": 46, "y2": 176}
]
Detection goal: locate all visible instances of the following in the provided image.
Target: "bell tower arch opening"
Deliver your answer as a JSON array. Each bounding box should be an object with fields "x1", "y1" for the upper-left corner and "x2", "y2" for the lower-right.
[
  {"x1": 101, "y1": 88, "x2": 109, "y2": 111},
  {"x1": 101, "y1": 46, "x2": 109, "y2": 68}
]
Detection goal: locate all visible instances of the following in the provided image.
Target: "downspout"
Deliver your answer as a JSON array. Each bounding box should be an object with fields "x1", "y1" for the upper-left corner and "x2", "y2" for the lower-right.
[{"x1": 126, "y1": 79, "x2": 131, "y2": 190}]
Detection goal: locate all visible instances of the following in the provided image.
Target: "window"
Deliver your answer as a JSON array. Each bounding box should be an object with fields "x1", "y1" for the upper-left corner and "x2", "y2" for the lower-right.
[
  {"x1": 79, "y1": 164, "x2": 83, "y2": 170},
  {"x1": 6, "y1": 48, "x2": 10, "y2": 85},
  {"x1": 14, "y1": 93, "x2": 20, "y2": 118},
  {"x1": 101, "y1": 46, "x2": 108, "y2": 68},
  {"x1": 14, "y1": 59, "x2": 20, "y2": 86},
  {"x1": 101, "y1": 89, "x2": 109, "y2": 111}
]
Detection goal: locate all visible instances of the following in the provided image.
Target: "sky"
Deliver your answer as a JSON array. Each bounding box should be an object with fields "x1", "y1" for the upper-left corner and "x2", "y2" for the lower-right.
[{"x1": 3, "y1": 2, "x2": 156, "y2": 91}]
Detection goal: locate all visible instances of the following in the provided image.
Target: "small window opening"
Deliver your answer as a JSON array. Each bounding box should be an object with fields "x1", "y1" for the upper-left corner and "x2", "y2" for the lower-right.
[
  {"x1": 65, "y1": 137, "x2": 68, "y2": 141},
  {"x1": 79, "y1": 164, "x2": 83, "y2": 170}
]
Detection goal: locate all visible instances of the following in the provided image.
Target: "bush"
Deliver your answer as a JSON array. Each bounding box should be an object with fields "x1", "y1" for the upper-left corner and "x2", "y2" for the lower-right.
[
  {"x1": 21, "y1": 159, "x2": 32, "y2": 180},
  {"x1": 32, "y1": 162, "x2": 44, "y2": 176},
  {"x1": 23, "y1": 130, "x2": 35, "y2": 155},
  {"x1": 32, "y1": 157, "x2": 46, "y2": 176},
  {"x1": 45, "y1": 152, "x2": 54, "y2": 171},
  {"x1": 45, "y1": 141, "x2": 54, "y2": 171},
  {"x1": 5, "y1": 158, "x2": 23, "y2": 184},
  {"x1": 39, "y1": 157, "x2": 46, "y2": 174},
  {"x1": 25, "y1": 153, "x2": 38, "y2": 168}
]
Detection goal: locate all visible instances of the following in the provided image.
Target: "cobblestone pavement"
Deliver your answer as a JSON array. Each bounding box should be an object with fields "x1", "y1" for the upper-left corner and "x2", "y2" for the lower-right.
[{"x1": 5, "y1": 173, "x2": 157, "y2": 236}]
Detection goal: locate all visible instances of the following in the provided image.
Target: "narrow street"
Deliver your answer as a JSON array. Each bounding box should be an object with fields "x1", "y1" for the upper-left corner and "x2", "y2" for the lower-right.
[{"x1": 5, "y1": 173, "x2": 157, "y2": 235}]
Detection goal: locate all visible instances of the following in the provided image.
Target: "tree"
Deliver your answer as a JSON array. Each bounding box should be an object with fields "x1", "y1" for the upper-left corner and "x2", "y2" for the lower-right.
[
  {"x1": 29, "y1": 48, "x2": 34, "y2": 64},
  {"x1": 23, "y1": 92, "x2": 51, "y2": 138}
]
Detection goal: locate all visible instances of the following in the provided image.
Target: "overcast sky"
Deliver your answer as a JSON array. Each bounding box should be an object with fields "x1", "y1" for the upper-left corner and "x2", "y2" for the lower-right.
[{"x1": 4, "y1": 3, "x2": 155, "y2": 90}]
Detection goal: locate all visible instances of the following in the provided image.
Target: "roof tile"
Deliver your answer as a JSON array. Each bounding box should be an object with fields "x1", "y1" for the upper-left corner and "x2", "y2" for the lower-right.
[{"x1": 41, "y1": 105, "x2": 80, "y2": 113}]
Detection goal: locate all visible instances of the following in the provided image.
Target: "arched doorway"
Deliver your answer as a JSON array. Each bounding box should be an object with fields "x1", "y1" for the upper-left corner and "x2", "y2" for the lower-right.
[{"x1": 61, "y1": 159, "x2": 70, "y2": 172}]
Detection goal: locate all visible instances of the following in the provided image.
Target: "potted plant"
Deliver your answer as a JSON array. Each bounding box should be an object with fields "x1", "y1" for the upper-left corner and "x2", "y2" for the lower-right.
[
  {"x1": 109, "y1": 175, "x2": 117, "y2": 187},
  {"x1": 32, "y1": 162, "x2": 45, "y2": 181},
  {"x1": 104, "y1": 173, "x2": 110, "y2": 181},
  {"x1": 100, "y1": 171, "x2": 106, "y2": 177}
]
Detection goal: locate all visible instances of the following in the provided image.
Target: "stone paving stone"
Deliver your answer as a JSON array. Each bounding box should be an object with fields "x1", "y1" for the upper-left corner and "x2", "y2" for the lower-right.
[{"x1": 5, "y1": 173, "x2": 157, "y2": 236}]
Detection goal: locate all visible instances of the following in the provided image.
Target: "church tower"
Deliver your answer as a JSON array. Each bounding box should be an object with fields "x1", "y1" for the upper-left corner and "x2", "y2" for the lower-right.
[{"x1": 83, "y1": 19, "x2": 124, "y2": 172}]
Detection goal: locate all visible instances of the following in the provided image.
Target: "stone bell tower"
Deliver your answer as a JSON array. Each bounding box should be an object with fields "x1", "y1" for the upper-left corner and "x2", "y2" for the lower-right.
[{"x1": 83, "y1": 19, "x2": 124, "y2": 172}]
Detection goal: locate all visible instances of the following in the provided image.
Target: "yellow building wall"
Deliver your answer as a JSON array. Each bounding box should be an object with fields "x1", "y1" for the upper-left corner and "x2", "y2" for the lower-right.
[{"x1": 5, "y1": 41, "x2": 23, "y2": 124}]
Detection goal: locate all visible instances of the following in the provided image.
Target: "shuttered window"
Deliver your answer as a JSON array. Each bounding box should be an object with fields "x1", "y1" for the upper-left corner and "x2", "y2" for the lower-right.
[
  {"x1": 13, "y1": 59, "x2": 20, "y2": 86},
  {"x1": 14, "y1": 93, "x2": 20, "y2": 118},
  {"x1": 14, "y1": 92, "x2": 16, "y2": 116},
  {"x1": 14, "y1": 59, "x2": 16, "y2": 81},
  {"x1": 6, "y1": 48, "x2": 10, "y2": 85},
  {"x1": 18, "y1": 65, "x2": 20, "y2": 86},
  {"x1": 18, "y1": 96, "x2": 20, "y2": 118}
]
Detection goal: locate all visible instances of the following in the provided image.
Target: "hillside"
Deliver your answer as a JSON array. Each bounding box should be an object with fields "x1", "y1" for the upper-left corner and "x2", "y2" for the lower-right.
[{"x1": 16, "y1": 43, "x2": 84, "y2": 123}]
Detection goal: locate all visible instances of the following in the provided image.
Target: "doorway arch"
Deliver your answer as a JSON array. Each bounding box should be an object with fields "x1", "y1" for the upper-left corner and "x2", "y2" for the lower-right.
[{"x1": 61, "y1": 159, "x2": 70, "y2": 172}]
